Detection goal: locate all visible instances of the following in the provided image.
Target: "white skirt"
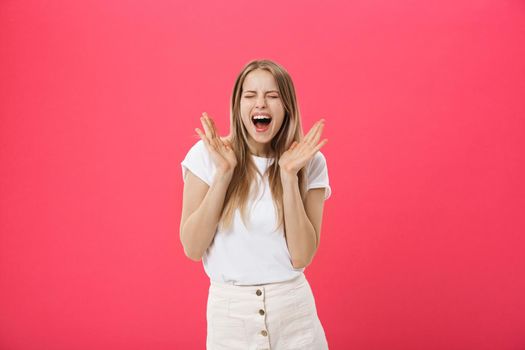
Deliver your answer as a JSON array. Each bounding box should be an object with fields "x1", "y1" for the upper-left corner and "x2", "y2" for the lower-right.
[{"x1": 206, "y1": 273, "x2": 329, "y2": 350}]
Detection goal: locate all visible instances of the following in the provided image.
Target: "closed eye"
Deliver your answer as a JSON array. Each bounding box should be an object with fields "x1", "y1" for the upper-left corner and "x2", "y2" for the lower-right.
[
  {"x1": 242, "y1": 94, "x2": 280, "y2": 98},
  {"x1": 243, "y1": 95, "x2": 279, "y2": 98}
]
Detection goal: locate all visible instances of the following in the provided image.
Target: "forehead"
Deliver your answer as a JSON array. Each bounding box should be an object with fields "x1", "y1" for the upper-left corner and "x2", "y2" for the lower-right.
[{"x1": 242, "y1": 69, "x2": 278, "y2": 90}]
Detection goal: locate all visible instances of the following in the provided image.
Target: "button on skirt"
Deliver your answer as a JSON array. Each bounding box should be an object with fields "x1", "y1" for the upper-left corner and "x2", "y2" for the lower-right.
[{"x1": 206, "y1": 273, "x2": 329, "y2": 350}]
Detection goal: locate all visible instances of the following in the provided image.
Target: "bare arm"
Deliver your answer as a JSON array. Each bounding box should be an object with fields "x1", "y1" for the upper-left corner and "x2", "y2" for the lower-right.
[
  {"x1": 180, "y1": 112, "x2": 237, "y2": 261},
  {"x1": 282, "y1": 173, "x2": 325, "y2": 268},
  {"x1": 180, "y1": 169, "x2": 233, "y2": 261},
  {"x1": 278, "y1": 118, "x2": 328, "y2": 269}
]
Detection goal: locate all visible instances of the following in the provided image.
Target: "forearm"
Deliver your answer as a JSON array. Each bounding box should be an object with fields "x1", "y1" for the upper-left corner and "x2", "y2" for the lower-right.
[
  {"x1": 281, "y1": 172, "x2": 317, "y2": 268},
  {"x1": 181, "y1": 172, "x2": 232, "y2": 261}
]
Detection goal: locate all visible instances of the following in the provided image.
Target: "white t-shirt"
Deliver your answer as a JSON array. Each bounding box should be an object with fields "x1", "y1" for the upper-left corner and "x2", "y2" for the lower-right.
[{"x1": 181, "y1": 139, "x2": 331, "y2": 285}]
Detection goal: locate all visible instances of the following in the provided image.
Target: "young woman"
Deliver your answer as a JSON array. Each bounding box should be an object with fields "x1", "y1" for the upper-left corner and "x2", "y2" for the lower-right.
[{"x1": 180, "y1": 59, "x2": 331, "y2": 349}]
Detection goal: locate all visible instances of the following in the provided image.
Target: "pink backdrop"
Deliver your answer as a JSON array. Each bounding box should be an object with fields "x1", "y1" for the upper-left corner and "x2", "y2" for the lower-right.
[{"x1": 1, "y1": 0, "x2": 524, "y2": 349}]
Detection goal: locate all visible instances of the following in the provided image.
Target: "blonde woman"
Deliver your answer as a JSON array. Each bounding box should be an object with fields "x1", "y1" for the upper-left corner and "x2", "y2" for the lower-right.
[{"x1": 180, "y1": 59, "x2": 331, "y2": 349}]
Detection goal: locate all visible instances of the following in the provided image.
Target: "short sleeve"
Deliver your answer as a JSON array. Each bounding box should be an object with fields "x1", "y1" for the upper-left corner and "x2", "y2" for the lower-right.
[
  {"x1": 306, "y1": 151, "x2": 331, "y2": 200},
  {"x1": 180, "y1": 139, "x2": 216, "y2": 186}
]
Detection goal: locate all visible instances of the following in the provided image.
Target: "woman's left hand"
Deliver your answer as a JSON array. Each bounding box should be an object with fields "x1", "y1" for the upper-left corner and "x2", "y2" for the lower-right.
[{"x1": 278, "y1": 119, "x2": 328, "y2": 176}]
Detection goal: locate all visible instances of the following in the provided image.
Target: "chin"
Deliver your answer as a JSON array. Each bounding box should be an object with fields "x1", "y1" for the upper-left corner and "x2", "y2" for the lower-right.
[{"x1": 253, "y1": 134, "x2": 273, "y2": 142}]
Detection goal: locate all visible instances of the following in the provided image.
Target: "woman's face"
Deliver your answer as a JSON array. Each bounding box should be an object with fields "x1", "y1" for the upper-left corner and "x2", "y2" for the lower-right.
[{"x1": 240, "y1": 69, "x2": 285, "y2": 157}]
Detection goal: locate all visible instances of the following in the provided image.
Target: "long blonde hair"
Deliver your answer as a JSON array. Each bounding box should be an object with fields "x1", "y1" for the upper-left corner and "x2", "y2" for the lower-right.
[{"x1": 218, "y1": 59, "x2": 307, "y2": 233}]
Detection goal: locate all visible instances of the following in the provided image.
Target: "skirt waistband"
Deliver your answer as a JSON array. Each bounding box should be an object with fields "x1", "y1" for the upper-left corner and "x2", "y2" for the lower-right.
[{"x1": 209, "y1": 273, "x2": 307, "y2": 299}]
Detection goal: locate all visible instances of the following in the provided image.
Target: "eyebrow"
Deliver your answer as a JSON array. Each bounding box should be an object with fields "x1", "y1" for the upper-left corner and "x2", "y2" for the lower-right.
[{"x1": 243, "y1": 90, "x2": 280, "y2": 94}]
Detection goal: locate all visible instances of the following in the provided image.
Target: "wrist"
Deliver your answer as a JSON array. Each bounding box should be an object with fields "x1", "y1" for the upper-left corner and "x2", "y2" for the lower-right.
[
  {"x1": 280, "y1": 170, "x2": 298, "y2": 183},
  {"x1": 214, "y1": 169, "x2": 234, "y2": 183}
]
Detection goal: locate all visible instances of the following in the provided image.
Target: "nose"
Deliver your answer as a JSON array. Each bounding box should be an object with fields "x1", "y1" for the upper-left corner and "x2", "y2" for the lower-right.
[{"x1": 255, "y1": 94, "x2": 267, "y2": 108}]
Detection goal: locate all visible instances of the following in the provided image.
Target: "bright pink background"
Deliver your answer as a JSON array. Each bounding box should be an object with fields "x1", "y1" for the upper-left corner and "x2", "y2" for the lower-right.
[{"x1": 1, "y1": 0, "x2": 524, "y2": 349}]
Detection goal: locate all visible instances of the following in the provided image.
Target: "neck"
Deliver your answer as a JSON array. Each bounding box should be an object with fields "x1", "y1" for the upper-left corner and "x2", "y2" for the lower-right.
[{"x1": 248, "y1": 145, "x2": 273, "y2": 158}]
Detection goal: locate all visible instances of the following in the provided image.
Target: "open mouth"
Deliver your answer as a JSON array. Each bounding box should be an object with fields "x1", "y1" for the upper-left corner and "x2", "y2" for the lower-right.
[{"x1": 252, "y1": 115, "x2": 272, "y2": 132}]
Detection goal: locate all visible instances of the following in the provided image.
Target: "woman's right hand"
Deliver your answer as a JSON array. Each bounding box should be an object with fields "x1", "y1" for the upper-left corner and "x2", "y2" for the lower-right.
[{"x1": 195, "y1": 112, "x2": 238, "y2": 175}]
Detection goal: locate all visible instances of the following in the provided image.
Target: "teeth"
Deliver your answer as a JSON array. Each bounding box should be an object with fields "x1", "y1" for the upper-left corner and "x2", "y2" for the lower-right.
[{"x1": 252, "y1": 115, "x2": 272, "y2": 120}]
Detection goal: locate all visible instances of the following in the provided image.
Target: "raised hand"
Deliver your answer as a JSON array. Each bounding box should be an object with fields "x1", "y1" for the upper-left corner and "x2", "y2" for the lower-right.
[
  {"x1": 195, "y1": 112, "x2": 238, "y2": 174},
  {"x1": 278, "y1": 118, "x2": 328, "y2": 176}
]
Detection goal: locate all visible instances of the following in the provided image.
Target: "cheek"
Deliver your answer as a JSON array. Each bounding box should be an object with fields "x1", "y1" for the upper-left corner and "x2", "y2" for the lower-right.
[
  {"x1": 240, "y1": 103, "x2": 251, "y2": 118},
  {"x1": 271, "y1": 102, "x2": 284, "y2": 117},
  {"x1": 275, "y1": 117, "x2": 285, "y2": 130},
  {"x1": 239, "y1": 112, "x2": 251, "y2": 127},
  {"x1": 271, "y1": 100, "x2": 284, "y2": 113},
  {"x1": 239, "y1": 103, "x2": 247, "y2": 117},
  {"x1": 240, "y1": 99, "x2": 253, "y2": 108}
]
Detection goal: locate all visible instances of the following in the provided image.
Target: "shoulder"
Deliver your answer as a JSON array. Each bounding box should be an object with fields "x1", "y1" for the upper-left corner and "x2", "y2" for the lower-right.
[
  {"x1": 181, "y1": 139, "x2": 216, "y2": 185},
  {"x1": 307, "y1": 150, "x2": 328, "y2": 170},
  {"x1": 184, "y1": 138, "x2": 216, "y2": 166},
  {"x1": 185, "y1": 139, "x2": 208, "y2": 157},
  {"x1": 306, "y1": 150, "x2": 331, "y2": 199},
  {"x1": 305, "y1": 151, "x2": 329, "y2": 183},
  {"x1": 191, "y1": 138, "x2": 206, "y2": 150}
]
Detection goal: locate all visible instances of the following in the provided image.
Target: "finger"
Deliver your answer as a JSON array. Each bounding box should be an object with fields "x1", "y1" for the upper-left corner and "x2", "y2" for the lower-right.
[
  {"x1": 205, "y1": 115, "x2": 224, "y2": 151},
  {"x1": 200, "y1": 115, "x2": 214, "y2": 139},
  {"x1": 209, "y1": 119, "x2": 224, "y2": 148},
  {"x1": 208, "y1": 115, "x2": 219, "y2": 136},
  {"x1": 311, "y1": 119, "x2": 325, "y2": 144},
  {"x1": 312, "y1": 138, "x2": 328, "y2": 154},
  {"x1": 311, "y1": 120, "x2": 325, "y2": 145},
  {"x1": 218, "y1": 137, "x2": 228, "y2": 149},
  {"x1": 203, "y1": 113, "x2": 217, "y2": 139},
  {"x1": 199, "y1": 118, "x2": 219, "y2": 152},
  {"x1": 290, "y1": 141, "x2": 298, "y2": 150},
  {"x1": 202, "y1": 114, "x2": 213, "y2": 137},
  {"x1": 304, "y1": 119, "x2": 325, "y2": 144},
  {"x1": 303, "y1": 122, "x2": 317, "y2": 142},
  {"x1": 195, "y1": 127, "x2": 210, "y2": 146}
]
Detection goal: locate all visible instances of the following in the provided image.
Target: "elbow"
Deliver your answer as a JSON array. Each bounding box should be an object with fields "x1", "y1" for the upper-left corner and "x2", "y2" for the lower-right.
[
  {"x1": 180, "y1": 238, "x2": 203, "y2": 262},
  {"x1": 292, "y1": 258, "x2": 309, "y2": 269},
  {"x1": 188, "y1": 255, "x2": 202, "y2": 262},
  {"x1": 292, "y1": 247, "x2": 317, "y2": 269},
  {"x1": 180, "y1": 229, "x2": 202, "y2": 262},
  {"x1": 183, "y1": 247, "x2": 203, "y2": 262}
]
